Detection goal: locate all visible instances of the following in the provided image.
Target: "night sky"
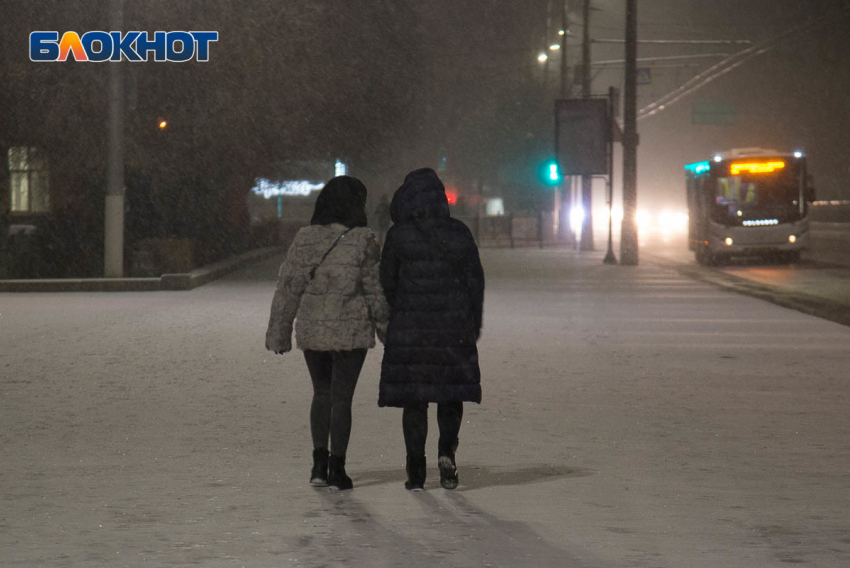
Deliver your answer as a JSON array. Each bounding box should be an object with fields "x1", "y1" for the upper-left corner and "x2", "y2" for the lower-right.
[
  {"x1": 3, "y1": 1, "x2": 848, "y2": 209},
  {"x1": 565, "y1": 0, "x2": 850, "y2": 207},
  {"x1": 390, "y1": 0, "x2": 850, "y2": 213}
]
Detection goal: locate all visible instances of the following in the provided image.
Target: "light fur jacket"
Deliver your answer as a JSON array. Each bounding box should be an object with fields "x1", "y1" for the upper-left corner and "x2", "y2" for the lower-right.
[{"x1": 265, "y1": 223, "x2": 389, "y2": 353}]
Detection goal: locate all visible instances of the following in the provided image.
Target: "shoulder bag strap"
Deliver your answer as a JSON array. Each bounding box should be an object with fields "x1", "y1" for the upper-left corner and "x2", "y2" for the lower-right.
[{"x1": 309, "y1": 227, "x2": 353, "y2": 281}]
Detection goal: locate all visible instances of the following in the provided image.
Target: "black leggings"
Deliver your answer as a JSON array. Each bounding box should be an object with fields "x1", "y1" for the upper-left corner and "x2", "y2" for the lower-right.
[
  {"x1": 402, "y1": 402, "x2": 463, "y2": 457},
  {"x1": 303, "y1": 349, "x2": 367, "y2": 458}
]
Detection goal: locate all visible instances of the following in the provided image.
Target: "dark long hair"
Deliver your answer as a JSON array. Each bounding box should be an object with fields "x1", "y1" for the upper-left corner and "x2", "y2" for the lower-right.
[{"x1": 310, "y1": 176, "x2": 368, "y2": 228}]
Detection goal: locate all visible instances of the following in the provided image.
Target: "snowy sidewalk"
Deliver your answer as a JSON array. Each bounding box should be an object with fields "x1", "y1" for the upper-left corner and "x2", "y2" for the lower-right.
[{"x1": 2, "y1": 248, "x2": 850, "y2": 567}]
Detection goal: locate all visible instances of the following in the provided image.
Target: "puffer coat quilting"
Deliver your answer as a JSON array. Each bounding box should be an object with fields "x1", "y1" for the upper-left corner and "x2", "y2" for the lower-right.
[
  {"x1": 378, "y1": 169, "x2": 485, "y2": 407},
  {"x1": 266, "y1": 223, "x2": 389, "y2": 352}
]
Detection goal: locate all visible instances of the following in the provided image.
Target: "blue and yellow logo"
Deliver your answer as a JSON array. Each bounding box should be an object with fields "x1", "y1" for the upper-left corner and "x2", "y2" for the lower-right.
[{"x1": 30, "y1": 31, "x2": 218, "y2": 62}]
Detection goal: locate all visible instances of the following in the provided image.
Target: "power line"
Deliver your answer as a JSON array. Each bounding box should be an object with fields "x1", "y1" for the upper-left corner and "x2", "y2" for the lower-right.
[
  {"x1": 637, "y1": 4, "x2": 850, "y2": 121},
  {"x1": 593, "y1": 39, "x2": 751, "y2": 45},
  {"x1": 592, "y1": 53, "x2": 729, "y2": 67}
]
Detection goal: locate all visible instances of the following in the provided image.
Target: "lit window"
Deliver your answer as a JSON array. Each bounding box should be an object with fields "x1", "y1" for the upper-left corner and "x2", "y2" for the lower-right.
[{"x1": 8, "y1": 147, "x2": 50, "y2": 213}]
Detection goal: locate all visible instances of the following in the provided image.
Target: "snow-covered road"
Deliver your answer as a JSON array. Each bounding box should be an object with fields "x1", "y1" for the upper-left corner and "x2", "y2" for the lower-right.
[{"x1": 2, "y1": 248, "x2": 849, "y2": 567}]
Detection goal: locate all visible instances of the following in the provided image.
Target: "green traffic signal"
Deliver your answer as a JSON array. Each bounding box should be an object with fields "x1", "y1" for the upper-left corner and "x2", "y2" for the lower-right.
[{"x1": 539, "y1": 160, "x2": 562, "y2": 186}]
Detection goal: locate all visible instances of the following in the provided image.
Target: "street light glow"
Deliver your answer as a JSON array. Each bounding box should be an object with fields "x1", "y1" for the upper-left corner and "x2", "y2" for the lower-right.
[
  {"x1": 558, "y1": 29, "x2": 566, "y2": 36},
  {"x1": 538, "y1": 52, "x2": 548, "y2": 62},
  {"x1": 158, "y1": 120, "x2": 168, "y2": 130},
  {"x1": 549, "y1": 43, "x2": 561, "y2": 51},
  {"x1": 570, "y1": 206, "x2": 585, "y2": 233}
]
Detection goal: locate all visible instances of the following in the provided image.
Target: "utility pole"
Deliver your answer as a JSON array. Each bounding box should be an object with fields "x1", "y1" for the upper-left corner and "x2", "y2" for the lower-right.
[
  {"x1": 104, "y1": 0, "x2": 125, "y2": 277},
  {"x1": 543, "y1": 0, "x2": 553, "y2": 91},
  {"x1": 556, "y1": 0, "x2": 570, "y2": 243},
  {"x1": 620, "y1": 0, "x2": 639, "y2": 265},
  {"x1": 579, "y1": 0, "x2": 594, "y2": 250},
  {"x1": 559, "y1": 0, "x2": 569, "y2": 98}
]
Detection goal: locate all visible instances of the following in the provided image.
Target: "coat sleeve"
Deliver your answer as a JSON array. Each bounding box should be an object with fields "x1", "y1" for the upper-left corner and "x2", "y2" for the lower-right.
[
  {"x1": 380, "y1": 225, "x2": 400, "y2": 308},
  {"x1": 360, "y1": 230, "x2": 390, "y2": 342},
  {"x1": 462, "y1": 229, "x2": 485, "y2": 331},
  {"x1": 265, "y1": 238, "x2": 312, "y2": 353}
]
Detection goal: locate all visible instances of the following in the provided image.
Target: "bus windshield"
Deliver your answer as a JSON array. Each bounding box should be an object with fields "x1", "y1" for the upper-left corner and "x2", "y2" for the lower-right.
[{"x1": 714, "y1": 165, "x2": 802, "y2": 223}]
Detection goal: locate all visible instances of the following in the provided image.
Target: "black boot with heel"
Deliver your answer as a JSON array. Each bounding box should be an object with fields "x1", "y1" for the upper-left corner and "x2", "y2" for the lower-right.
[
  {"x1": 310, "y1": 448, "x2": 329, "y2": 486},
  {"x1": 327, "y1": 454, "x2": 353, "y2": 491},
  {"x1": 405, "y1": 455, "x2": 426, "y2": 491},
  {"x1": 438, "y1": 438, "x2": 459, "y2": 490}
]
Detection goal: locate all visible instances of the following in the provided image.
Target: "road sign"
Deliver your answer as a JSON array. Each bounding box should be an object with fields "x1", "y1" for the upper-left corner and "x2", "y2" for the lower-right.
[
  {"x1": 692, "y1": 102, "x2": 735, "y2": 125},
  {"x1": 636, "y1": 67, "x2": 652, "y2": 85},
  {"x1": 555, "y1": 98, "x2": 609, "y2": 176}
]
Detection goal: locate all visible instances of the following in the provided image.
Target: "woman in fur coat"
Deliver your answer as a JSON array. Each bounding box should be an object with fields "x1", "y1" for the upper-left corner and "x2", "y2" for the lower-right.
[{"x1": 266, "y1": 176, "x2": 389, "y2": 490}]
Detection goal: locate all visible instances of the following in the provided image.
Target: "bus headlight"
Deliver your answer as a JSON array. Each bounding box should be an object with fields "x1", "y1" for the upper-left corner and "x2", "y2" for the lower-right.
[
  {"x1": 725, "y1": 237, "x2": 733, "y2": 246},
  {"x1": 789, "y1": 235, "x2": 797, "y2": 243}
]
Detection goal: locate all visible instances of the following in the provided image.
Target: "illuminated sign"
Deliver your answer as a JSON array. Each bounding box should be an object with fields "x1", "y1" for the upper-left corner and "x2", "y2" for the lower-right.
[
  {"x1": 335, "y1": 160, "x2": 347, "y2": 176},
  {"x1": 730, "y1": 161, "x2": 785, "y2": 175},
  {"x1": 251, "y1": 179, "x2": 324, "y2": 198},
  {"x1": 685, "y1": 161, "x2": 710, "y2": 175},
  {"x1": 742, "y1": 219, "x2": 779, "y2": 227}
]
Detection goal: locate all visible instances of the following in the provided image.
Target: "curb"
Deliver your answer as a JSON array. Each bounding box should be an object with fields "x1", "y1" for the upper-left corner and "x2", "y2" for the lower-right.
[
  {"x1": 645, "y1": 253, "x2": 850, "y2": 329},
  {"x1": 0, "y1": 246, "x2": 286, "y2": 293}
]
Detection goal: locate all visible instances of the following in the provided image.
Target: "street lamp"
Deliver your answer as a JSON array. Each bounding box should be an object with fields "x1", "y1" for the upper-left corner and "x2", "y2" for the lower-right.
[
  {"x1": 538, "y1": 52, "x2": 549, "y2": 63},
  {"x1": 104, "y1": 0, "x2": 125, "y2": 278}
]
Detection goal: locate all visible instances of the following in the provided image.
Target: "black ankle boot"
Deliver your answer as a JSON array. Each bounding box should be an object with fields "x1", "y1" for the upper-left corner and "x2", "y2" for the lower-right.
[
  {"x1": 438, "y1": 438, "x2": 459, "y2": 490},
  {"x1": 405, "y1": 455, "x2": 426, "y2": 491},
  {"x1": 327, "y1": 455, "x2": 353, "y2": 491},
  {"x1": 310, "y1": 448, "x2": 329, "y2": 486}
]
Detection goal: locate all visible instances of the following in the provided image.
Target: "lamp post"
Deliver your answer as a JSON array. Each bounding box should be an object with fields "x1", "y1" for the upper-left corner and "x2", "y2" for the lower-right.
[
  {"x1": 603, "y1": 86, "x2": 618, "y2": 265},
  {"x1": 541, "y1": 1, "x2": 574, "y2": 244},
  {"x1": 557, "y1": 0, "x2": 571, "y2": 244},
  {"x1": 104, "y1": 0, "x2": 125, "y2": 277},
  {"x1": 579, "y1": 0, "x2": 594, "y2": 251}
]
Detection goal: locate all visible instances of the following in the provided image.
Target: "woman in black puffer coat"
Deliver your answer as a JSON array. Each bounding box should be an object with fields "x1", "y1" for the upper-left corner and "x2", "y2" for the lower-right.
[{"x1": 378, "y1": 168, "x2": 484, "y2": 491}]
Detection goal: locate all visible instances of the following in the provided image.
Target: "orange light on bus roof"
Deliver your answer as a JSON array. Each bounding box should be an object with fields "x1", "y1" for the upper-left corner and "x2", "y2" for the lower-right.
[{"x1": 730, "y1": 161, "x2": 785, "y2": 175}]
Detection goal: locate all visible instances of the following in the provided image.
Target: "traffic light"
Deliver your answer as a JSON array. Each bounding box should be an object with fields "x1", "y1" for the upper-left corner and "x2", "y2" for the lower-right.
[{"x1": 539, "y1": 159, "x2": 562, "y2": 186}]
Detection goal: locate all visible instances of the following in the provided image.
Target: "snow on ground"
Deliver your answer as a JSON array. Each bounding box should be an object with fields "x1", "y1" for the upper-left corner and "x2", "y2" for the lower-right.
[{"x1": 2, "y1": 248, "x2": 850, "y2": 567}]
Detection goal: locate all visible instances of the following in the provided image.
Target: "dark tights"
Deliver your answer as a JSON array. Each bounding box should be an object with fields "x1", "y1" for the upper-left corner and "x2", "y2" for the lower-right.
[
  {"x1": 303, "y1": 349, "x2": 366, "y2": 458},
  {"x1": 402, "y1": 402, "x2": 463, "y2": 457}
]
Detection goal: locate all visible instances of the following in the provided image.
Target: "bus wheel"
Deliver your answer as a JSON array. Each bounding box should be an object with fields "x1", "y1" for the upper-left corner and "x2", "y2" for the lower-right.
[
  {"x1": 695, "y1": 247, "x2": 711, "y2": 265},
  {"x1": 712, "y1": 254, "x2": 730, "y2": 266}
]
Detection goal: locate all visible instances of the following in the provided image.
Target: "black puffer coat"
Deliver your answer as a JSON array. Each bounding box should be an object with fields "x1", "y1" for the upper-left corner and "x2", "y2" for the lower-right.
[{"x1": 378, "y1": 168, "x2": 484, "y2": 407}]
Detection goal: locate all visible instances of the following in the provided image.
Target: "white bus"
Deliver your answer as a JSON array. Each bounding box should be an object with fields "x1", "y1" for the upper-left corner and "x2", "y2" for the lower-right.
[{"x1": 685, "y1": 148, "x2": 815, "y2": 265}]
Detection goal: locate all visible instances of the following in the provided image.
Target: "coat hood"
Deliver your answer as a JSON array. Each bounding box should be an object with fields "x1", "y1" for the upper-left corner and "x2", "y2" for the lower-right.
[{"x1": 390, "y1": 168, "x2": 450, "y2": 223}]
